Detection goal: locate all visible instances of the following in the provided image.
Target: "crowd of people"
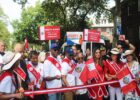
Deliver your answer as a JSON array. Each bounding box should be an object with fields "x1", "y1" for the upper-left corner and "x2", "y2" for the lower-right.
[{"x1": 0, "y1": 39, "x2": 140, "y2": 100}]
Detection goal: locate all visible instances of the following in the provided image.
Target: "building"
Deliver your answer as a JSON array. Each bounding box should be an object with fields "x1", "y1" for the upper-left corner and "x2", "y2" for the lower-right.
[
  {"x1": 91, "y1": 17, "x2": 114, "y2": 42},
  {"x1": 121, "y1": 0, "x2": 140, "y2": 54}
]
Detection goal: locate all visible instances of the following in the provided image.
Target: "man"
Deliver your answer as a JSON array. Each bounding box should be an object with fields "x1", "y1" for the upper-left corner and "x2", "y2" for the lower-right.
[
  {"x1": 61, "y1": 47, "x2": 76, "y2": 100},
  {"x1": 74, "y1": 52, "x2": 89, "y2": 100},
  {"x1": 43, "y1": 43, "x2": 62, "y2": 100},
  {"x1": 117, "y1": 40, "x2": 135, "y2": 62},
  {"x1": 14, "y1": 43, "x2": 30, "y2": 91},
  {"x1": 0, "y1": 41, "x2": 6, "y2": 68},
  {"x1": 72, "y1": 45, "x2": 78, "y2": 62}
]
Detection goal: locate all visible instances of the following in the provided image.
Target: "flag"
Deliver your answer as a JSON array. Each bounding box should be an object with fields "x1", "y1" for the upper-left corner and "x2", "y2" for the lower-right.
[
  {"x1": 24, "y1": 38, "x2": 29, "y2": 50},
  {"x1": 117, "y1": 67, "x2": 137, "y2": 94},
  {"x1": 86, "y1": 58, "x2": 98, "y2": 80},
  {"x1": 80, "y1": 58, "x2": 98, "y2": 83},
  {"x1": 39, "y1": 26, "x2": 45, "y2": 40},
  {"x1": 13, "y1": 67, "x2": 26, "y2": 81}
]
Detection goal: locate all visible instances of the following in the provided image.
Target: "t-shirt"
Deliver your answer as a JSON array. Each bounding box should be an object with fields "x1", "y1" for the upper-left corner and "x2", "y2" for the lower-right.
[
  {"x1": 73, "y1": 63, "x2": 87, "y2": 95},
  {"x1": 43, "y1": 56, "x2": 62, "y2": 88},
  {"x1": 27, "y1": 62, "x2": 44, "y2": 88},
  {"x1": 61, "y1": 58, "x2": 75, "y2": 86},
  {"x1": 0, "y1": 75, "x2": 15, "y2": 93}
]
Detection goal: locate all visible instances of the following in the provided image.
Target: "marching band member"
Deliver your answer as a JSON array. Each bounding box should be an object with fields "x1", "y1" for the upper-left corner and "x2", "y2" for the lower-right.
[
  {"x1": 0, "y1": 51, "x2": 24, "y2": 100},
  {"x1": 104, "y1": 48, "x2": 125, "y2": 100},
  {"x1": 61, "y1": 47, "x2": 76, "y2": 100},
  {"x1": 74, "y1": 52, "x2": 89, "y2": 100},
  {"x1": 124, "y1": 50, "x2": 140, "y2": 99},
  {"x1": 43, "y1": 43, "x2": 62, "y2": 100}
]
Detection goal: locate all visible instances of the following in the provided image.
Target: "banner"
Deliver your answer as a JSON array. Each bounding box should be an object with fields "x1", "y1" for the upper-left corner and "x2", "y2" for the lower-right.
[
  {"x1": 88, "y1": 30, "x2": 100, "y2": 42},
  {"x1": 39, "y1": 26, "x2": 60, "y2": 40},
  {"x1": 84, "y1": 29, "x2": 100, "y2": 42},
  {"x1": 67, "y1": 32, "x2": 83, "y2": 45}
]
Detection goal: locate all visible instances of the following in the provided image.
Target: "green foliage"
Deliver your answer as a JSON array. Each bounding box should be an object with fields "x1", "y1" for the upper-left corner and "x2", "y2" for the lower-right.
[
  {"x1": 13, "y1": 0, "x2": 110, "y2": 46},
  {"x1": 0, "y1": 6, "x2": 10, "y2": 43},
  {"x1": 13, "y1": 1, "x2": 46, "y2": 44}
]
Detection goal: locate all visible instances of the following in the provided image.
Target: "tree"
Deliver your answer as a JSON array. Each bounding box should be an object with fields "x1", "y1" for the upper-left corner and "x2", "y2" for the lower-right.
[
  {"x1": 0, "y1": 6, "x2": 10, "y2": 44},
  {"x1": 12, "y1": 1, "x2": 46, "y2": 44}
]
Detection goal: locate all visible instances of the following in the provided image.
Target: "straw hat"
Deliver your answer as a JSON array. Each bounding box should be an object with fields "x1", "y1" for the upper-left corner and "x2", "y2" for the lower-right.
[
  {"x1": 110, "y1": 48, "x2": 120, "y2": 55},
  {"x1": 2, "y1": 51, "x2": 21, "y2": 71},
  {"x1": 124, "y1": 50, "x2": 133, "y2": 57}
]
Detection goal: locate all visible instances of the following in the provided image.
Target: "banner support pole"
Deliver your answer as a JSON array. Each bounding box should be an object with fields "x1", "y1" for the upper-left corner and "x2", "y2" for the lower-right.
[{"x1": 90, "y1": 42, "x2": 93, "y2": 56}]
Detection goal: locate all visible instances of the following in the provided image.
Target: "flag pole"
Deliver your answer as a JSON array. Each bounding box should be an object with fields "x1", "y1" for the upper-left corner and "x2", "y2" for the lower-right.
[{"x1": 90, "y1": 42, "x2": 93, "y2": 56}]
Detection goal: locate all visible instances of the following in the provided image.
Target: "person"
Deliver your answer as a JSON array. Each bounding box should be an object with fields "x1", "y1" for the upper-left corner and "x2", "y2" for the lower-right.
[
  {"x1": 38, "y1": 51, "x2": 46, "y2": 63},
  {"x1": 104, "y1": 48, "x2": 125, "y2": 100},
  {"x1": 0, "y1": 41, "x2": 6, "y2": 68},
  {"x1": 123, "y1": 50, "x2": 140, "y2": 99},
  {"x1": 43, "y1": 43, "x2": 62, "y2": 100},
  {"x1": 117, "y1": 40, "x2": 135, "y2": 62},
  {"x1": 26, "y1": 50, "x2": 45, "y2": 100},
  {"x1": 100, "y1": 46, "x2": 109, "y2": 61},
  {"x1": 61, "y1": 47, "x2": 76, "y2": 100},
  {"x1": 72, "y1": 45, "x2": 78, "y2": 62},
  {"x1": 0, "y1": 51, "x2": 24, "y2": 100},
  {"x1": 74, "y1": 52, "x2": 89, "y2": 100},
  {"x1": 85, "y1": 48, "x2": 92, "y2": 61},
  {"x1": 88, "y1": 49, "x2": 108, "y2": 100},
  {"x1": 14, "y1": 43, "x2": 30, "y2": 90}
]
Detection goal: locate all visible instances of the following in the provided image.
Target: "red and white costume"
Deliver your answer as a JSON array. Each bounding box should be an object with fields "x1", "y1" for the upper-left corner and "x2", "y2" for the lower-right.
[
  {"x1": 104, "y1": 60, "x2": 125, "y2": 100},
  {"x1": 0, "y1": 71, "x2": 16, "y2": 94},
  {"x1": 43, "y1": 55, "x2": 62, "y2": 88},
  {"x1": 61, "y1": 57, "x2": 76, "y2": 86}
]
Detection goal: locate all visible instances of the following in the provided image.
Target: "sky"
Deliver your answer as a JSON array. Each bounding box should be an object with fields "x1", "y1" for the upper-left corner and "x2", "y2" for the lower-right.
[{"x1": 0, "y1": 0, "x2": 115, "y2": 33}]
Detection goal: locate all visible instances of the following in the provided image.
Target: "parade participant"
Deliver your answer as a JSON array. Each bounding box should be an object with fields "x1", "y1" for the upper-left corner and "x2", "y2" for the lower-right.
[
  {"x1": 100, "y1": 46, "x2": 109, "y2": 61},
  {"x1": 0, "y1": 41, "x2": 6, "y2": 68},
  {"x1": 14, "y1": 43, "x2": 30, "y2": 90},
  {"x1": 74, "y1": 52, "x2": 89, "y2": 100},
  {"x1": 26, "y1": 50, "x2": 45, "y2": 99},
  {"x1": 117, "y1": 40, "x2": 135, "y2": 62},
  {"x1": 88, "y1": 48, "x2": 108, "y2": 100},
  {"x1": 61, "y1": 47, "x2": 76, "y2": 100},
  {"x1": 43, "y1": 43, "x2": 62, "y2": 100},
  {"x1": 85, "y1": 48, "x2": 92, "y2": 61},
  {"x1": 104, "y1": 48, "x2": 124, "y2": 100},
  {"x1": 123, "y1": 50, "x2": 140, "y2": 99},
  {"x1": 72, "y1": 45, "x2": 78, "y2": 62},
  {"x1": 0, "y1": 51, "x2": 24, "y2": 100}
]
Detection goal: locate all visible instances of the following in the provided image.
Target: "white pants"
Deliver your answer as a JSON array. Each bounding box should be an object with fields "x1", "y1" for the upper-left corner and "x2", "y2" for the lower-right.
[{"x1": 109, "y1": 86, "x2": 123, "y2": 100}]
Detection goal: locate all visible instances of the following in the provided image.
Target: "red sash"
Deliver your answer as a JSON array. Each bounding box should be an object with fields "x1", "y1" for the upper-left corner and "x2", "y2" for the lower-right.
[
  {"x1": 13, "y1": 67, "x2": 26, "y2": 81},
  {"x1": 26, "y1": 64, "x2": 41, "y2": 83},
  {"x1": 0, "y1": 71, "x2": 12, "y2": 81},
  {"x1": 106, "y1": 60, "x2": 121, "y2": 74},
  {"x1": 63, "y1": 58, "x2": 76, "y2": 74},
  {"x1": 47, "y1": 57, "x2": 61, "y2": 71}
]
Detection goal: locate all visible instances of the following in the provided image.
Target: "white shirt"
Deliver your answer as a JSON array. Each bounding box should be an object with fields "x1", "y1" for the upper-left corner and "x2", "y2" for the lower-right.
[
  {"x1": 27, "y1": 62, "x2": 44, "y2": 88},
  {"x1": 61, "y1": 57, "x2": 75, "y2": 86},
  {"x1": 43, "y1": 56, "x2": 62, "y2": 88},
  {"x1": 0, "y1": 75, "x2": 15, "y2": 94},
  {"x1": 73, "y1": 63, "x2": 87, "y2": 95}
]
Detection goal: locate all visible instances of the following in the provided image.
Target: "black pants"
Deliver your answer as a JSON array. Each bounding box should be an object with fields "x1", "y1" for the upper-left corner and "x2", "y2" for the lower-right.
[{"x1": 75, "y1": 93, "x2": 90, "y2": 100}]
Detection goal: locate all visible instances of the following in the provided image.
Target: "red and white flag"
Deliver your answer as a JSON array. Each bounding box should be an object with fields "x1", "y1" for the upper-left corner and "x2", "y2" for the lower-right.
[
  {"x1": 24, "y1": 38, "x2": 29, "y2": 50},
  {"x1": 117, "y1": 67, "x2": 137, "y2": 94},
  {"x1": 80, "y1": 58, "x2": 98, "y2": 83},
  {"x1": 13, "y1": 67, "x2": 26, "y2": 81}
]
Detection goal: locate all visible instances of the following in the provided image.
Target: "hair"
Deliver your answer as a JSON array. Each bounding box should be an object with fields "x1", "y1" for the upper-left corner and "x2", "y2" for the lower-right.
[
  {"x1": 126, "y1": 53, "x2": 138, "y2": 62},
  {"x1": 109, "y1": 53, "x2": 121, "y2": 63},
  {"x1": 93, "y1": 48, "x2": 104, "y2": 68},
  {"x1": 29, "y1": 50, "x2": 39, "y2": 59}
]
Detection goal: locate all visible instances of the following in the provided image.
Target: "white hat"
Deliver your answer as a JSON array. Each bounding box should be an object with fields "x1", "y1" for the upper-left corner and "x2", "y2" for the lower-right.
[
  {"x1": 2, "y1": 51, "x2": 21, "y2": 71},
  {"x1": 110, "y1": 48, "x2": 120, "y2": 55},
  {"x1": 124, "y1": 50, "x2": 133, "y2": 57}
]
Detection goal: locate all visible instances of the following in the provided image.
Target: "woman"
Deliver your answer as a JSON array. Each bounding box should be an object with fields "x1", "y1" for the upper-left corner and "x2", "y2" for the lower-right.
[
  {"x1": 124, "y1": 50, "x2": 140, "y2": 100},
  {"x1": 88, "y1": 48, "x2": 108, "y2": 100},
  {"x1": 0, "y1": 51, "x2": 24, "y2": 100},
  {"x1": 104, "y1": 48, "x2": 124, "y2": 100}
]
